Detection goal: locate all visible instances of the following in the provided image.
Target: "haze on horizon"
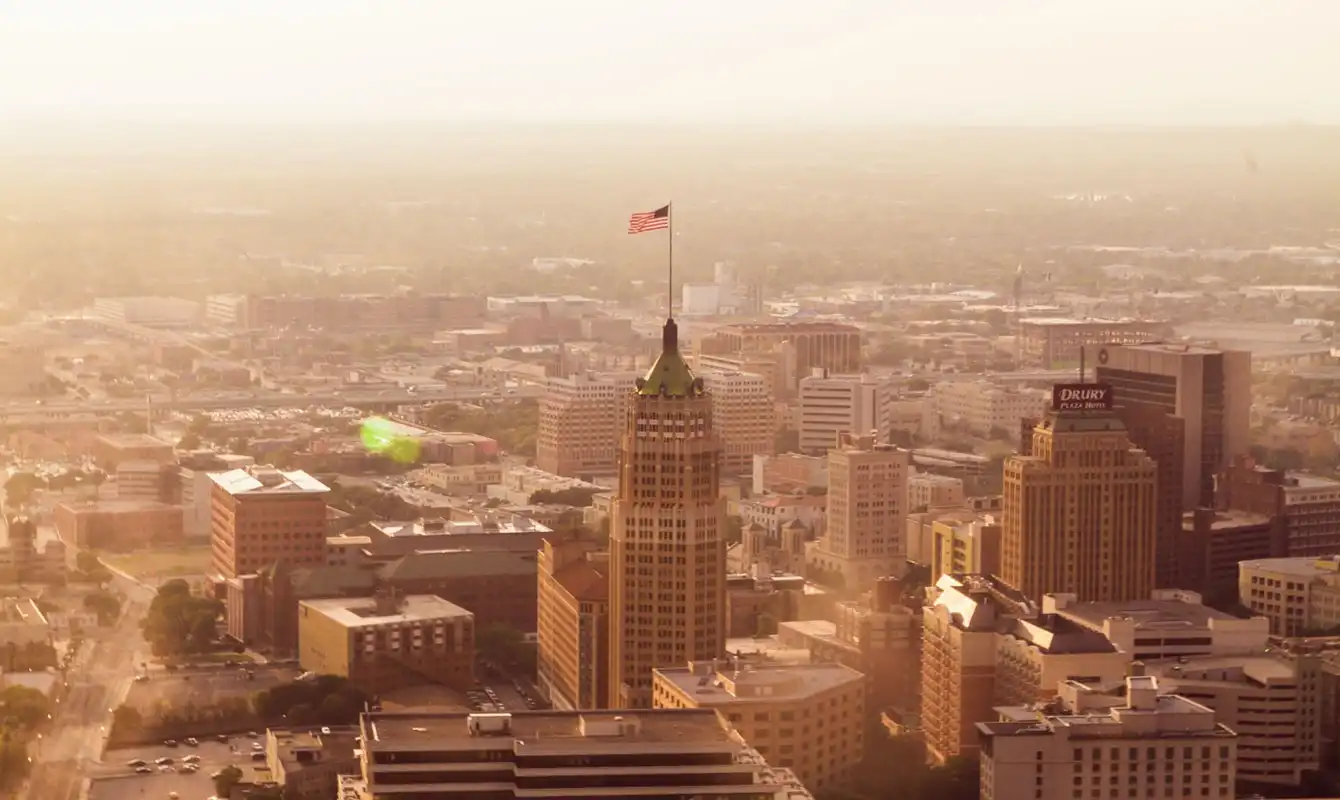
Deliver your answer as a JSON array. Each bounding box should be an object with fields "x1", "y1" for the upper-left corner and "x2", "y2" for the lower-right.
[{"x1": 0, "y1": 0, "x2": 1335, "y2": 128}]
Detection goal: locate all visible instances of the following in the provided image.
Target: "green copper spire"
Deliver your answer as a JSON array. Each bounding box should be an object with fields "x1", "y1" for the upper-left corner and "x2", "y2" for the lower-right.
[{"x1": 636, "y1": 317, "x2": 704, "y2": 398}]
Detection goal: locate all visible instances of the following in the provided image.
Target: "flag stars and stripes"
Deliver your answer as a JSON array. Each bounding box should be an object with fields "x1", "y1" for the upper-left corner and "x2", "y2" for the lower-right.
[{"x1": 628, "y1": 205, "x2": 670, "y2": 234}]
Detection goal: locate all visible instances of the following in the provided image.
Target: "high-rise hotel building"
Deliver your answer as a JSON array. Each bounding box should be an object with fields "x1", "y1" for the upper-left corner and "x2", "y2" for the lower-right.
[
  {"x1": 608, "y1": 318, "x2": 726, "y2": 709},
  {"x1": 1003, "y1": 397, "x2": 1158, "y2": 604},
  {"x1": 536, "y1": 371, "x2": 639, "y2": 480}
]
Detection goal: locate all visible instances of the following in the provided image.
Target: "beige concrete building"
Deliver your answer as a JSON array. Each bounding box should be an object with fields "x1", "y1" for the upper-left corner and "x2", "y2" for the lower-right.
[
  {"x1": 1239, "y1": 555, "x2": 1340, "y2": 636},
  {"x1": 908, "y1": 471, "x2": 966, "y2": 511},
  {"x1": 209, "y1": 465, "x2": 330, "y2": 579},
  {"x1": 1095, "y1": 342, "x2": 1252, "y2": 509},
  {"x1": 1003, "y1": 410, "x2": 1158, "y2": 603},
  {"x1": 700, "y1": 370, "x2": 777, "y2": 475},
  {"x1": 931, "y1": 380, "x2": 1050, "y2": 439},
  {"x1": 536, "y1": 536, "x2": 609, "y2": 710},
  {"x1": 695, "y1": 346, "x2": 797, "y2": 399},
  {"x1": 653, "y1": 660, "x2": 865, "y2": 792},
  {"x1": 702, "y1": 321, "x2": 860, "y2": 386},
  {"x1": 929, "y1": 514, "x2": 1001, "y2": 580},
  {"x1": 356, "y1": 708, "x2": 815, "y2": 798},
  {"x1": 810, "y1": 433, "x2": 909, "y2": 589},
  {"x1": 411, "y1": 462, "x2": 504, "y2": 497},
  {"x1": 979, "y1": 674, "x2": 1237, "y2": 800},
  {"x1": 1019, "y1": 317, "x2": 1169, "y2": 369},
  {"x1": 796, "y1": 372, "x2": 896, "y2": 453},
  {"x1": 1145, "y1": 649, "x2": 1321, "y2": 786},
  {"x1": 535, "y1": 370, "x2": 638, "y2": 480},
  {"x1": 920, "y1": 575, "x2": 1130, "y2": 765},
  {"x1": 1046, "y1": 590, "x2": 1271, "y2": 661},
  {"x1": 608, "y1": 319, "x2": 727, "y2": 709},
  {"x1": 297, "y1": 593, "x2": 474, "y2": 697}
]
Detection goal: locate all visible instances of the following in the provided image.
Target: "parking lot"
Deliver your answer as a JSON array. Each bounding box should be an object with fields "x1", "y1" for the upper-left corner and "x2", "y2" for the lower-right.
[
  {"x1": 123, "y1": 664, "x2": 302, "y2": 716},
  {"x1": 96, "y1": 734, "x2": 272, "y2": 799},
  {"x1": 469, "y1": 681, "x2": 538, "y2": 713}
]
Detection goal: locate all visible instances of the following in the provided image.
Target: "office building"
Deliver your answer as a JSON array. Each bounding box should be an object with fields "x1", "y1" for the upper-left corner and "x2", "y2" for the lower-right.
[
  {"x1": 178, "y1": 451, "x2": 256, "y2": 538},
  {"x1": 908, "y1": 471, "x2": 966, "y2": 511},
  {"x1": 1045, "y1": 591, "x2": 1270, "y2": 661},
  {"x1": 1145, "y1": 647, "x2": 1320, "y2": 786},
  {"x1": 1239, "y1": 556, "x2": 1340, "y2": 636},
  {"x1": 298, "y1": 592, "x2": 474, "y2": 696},
  {"x1": 608, "y1": 317, "x2": 726, "y2": 709},
  {"x1": 700, "y1": 370, "x2": 777, "y2": 475},
  {"x1": 54, "y1": 499, "x2": 183, "y2": 550},
  {"x1": 979, "y1": 674, "x2": 1237, "y2": 800},
  {"x1": 356, "y1": 708, "x2": 814, "y2": 799},
  {"x1": 264, "y1": 727, "x2": 359, "y2": 800},
  {"x1": 920, "y1": 575, "x2": 1130, "y2": 765},
  {"x1": 1218, "y1": 457, "x2": 1340, "y2": 557},
  {"x1": 703, "y1": 321, "x2": 861, "y2": 382},
  {"x1": 653, "y1": 660, "x2": 865, "y2": 792},
  {"x1": 809, "y1": 433, "x2": 909, "y2": 589},
  {"x1": 1095, "y1": 343, "x2": 1251, "y2": 509},
  {"x1": 209, "y1": 465, "x2": 331, "y2": 579},
  {"x1": 696, "y1": 348, "x2": 796, "y2": 399},
  {"x1": 1019, "y1": 317, "x2": 1169, "y2": 369},
  {"x1": 796, "y1": 372, "x2": 895, "y2": 453},
  {"x1": 1111, "y1": 405, "x2": 1186, "y2": 590},
  {"x1": 92, "y1": 295, "x2": 201, "y2": 328},
  {"x1": 88, "y1": 433, "x2": 174, "y2": 469},
  {"x1": 1003, "y1": 403, "x2": 1158, "y2": 603},
  {"x1": 1179, "y1": 509, "x2": 1280, "y2": 603},
  {"x1": 928, "y1": 514, "x2": 1001, "y2": 579},
  {"x1": 535, "y1": 371, "x2": 638, "y2": 480},
  {"x1": 536, "y1": 536, "x2": 609, "y2": 710},
  {"x1": 931, "y1": 381, "x2": 1050, "y2": 439}
]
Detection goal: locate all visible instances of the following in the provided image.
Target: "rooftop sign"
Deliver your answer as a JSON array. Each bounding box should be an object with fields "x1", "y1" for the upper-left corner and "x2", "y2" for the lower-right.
[{"x1": 1052, "y1": 383, "x2": 1112, "y2": 412}]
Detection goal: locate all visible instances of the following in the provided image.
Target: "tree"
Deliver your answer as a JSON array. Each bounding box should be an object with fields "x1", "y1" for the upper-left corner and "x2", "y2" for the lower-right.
[
  {"x1": 177, "y1": 431, "x2": 202, "y2": 450},
  {"x1": 75, "y1": 551, "x2": 102, "y2": 574},
  {"x1": 84, "y1": 590, "x2": 122, "y2": 625},
  {"x1": 0, "y1": 685, "x2": 51, "y2": 729},
  {"x1": 111, "y1": 704, "x2": 144, "y2": 735},
  {"x1": 0, "y1": 729, "x2": 31, "y2": 793},
  {"x1": 476, "y1": 623, "x2": 529, "y2": 672},
  {"x1": 141, "y1": 579, "x2": 224, "y2": 656},
  {"x1": 253, "y1": 675, "x2": 367, "y2": 725},
  {"x1": 4, "y1": 471, "x2": 45, "y2": 507},
  {"x1": 214, "y1": 765, "x2": 244, "y2": 798}
]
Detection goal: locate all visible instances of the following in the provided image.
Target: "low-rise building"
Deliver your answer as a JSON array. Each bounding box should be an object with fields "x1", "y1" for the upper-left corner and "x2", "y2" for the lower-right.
[
  {"x1": 1239, "y1": 555, "x2": 1340, "y2": 636},
  {"x1": 265, "y1": 726, "x2": 359, "y2": 800},
  {"x1": 54, "y1": 499, "x2": 184, "y2": 550},
  {"x1": 1047, "y1": 590, "x2": 1271, "y2": 660},
  {"x1": 908, "y1": 471, "x2": 966, "y2": 511},
  {"x1": 1145, "y1": 649, "x2": 1321, "y2": 786},
  {"x1": 653, "y1": 660, "x2": 865, "y2": 792},
  {"x1": 932, "y1": 381, "x2": 1050, "y2": 439},
  {"x1": 298, "y1": 592, "x2": 474, "y2": 696},
  {"x1": 87, "y1": 433, "x2": 174, "y2": 469},
  {"x1": 1179, "y1": 508, "x2": 1281, "y2": 603},
  {"x1": 357, "y1": 708, "x2": 814, "y2": 798},
  {"x1": 363, "y1": 514, "x2": 550, "y2": 557},
  {"x1": 979, "y1": 674, "x2": 1236, "y2": 800}
]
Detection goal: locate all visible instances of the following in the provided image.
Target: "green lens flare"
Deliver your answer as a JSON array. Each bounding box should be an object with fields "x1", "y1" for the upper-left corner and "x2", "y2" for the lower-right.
[{"x1": 360, "y1": 417, "x2": 422, "y2": 465}]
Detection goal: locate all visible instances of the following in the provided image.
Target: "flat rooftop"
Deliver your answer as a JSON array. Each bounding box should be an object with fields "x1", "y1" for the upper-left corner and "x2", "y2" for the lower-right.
[
  {"x1": 1285, "y1": 472, "x2": 1340, "y2": 490},
  {"x1": 1060, "y1": 599, "x2": 1236, "y2": 632},
  {"x1": 301, "y1": 594, "x2": 471, "y2": 628},
  {"x1": 1239, "y1": 556, "x2": 1338, "y2": 579},
  {"x1": 94, "y1": 433, "x2": 171, "y2": 448},
  {"x1": 1147, "y1": 654, "x2": 1296, "y2": 684},
  {"x1": 363, "y1": 709, "x2": 736, "y2": 748},
  {"x1": 1181, "y1": 509, "x2": 1272, "y2": 531},
  {"x1": 655, "y1": 663, "x2": 861, "y2": 703},
  {"x1": 210, "y1": 467, "x2": 329, "y2": 496}
]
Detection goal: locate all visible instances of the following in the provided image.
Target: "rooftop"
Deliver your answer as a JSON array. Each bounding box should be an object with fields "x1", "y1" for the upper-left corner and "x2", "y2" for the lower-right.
[
  {"x1": 655, "y1": 662, "x2": 862, "y2": 703},
  {"x1": 1238, "y1": 556, "x2": 1340, "y2": 579},
  {"x1": 370, "y1": 514, "x2": 549, "y2": 537},
  {"x1": 377, "y1": 549, "x2": 538, "y2": 583},
  {"x1": 55, "y1": 499, "x2": 179, "y2": 514},
  {"x1": 1181, "y1": 509, "x2": 1273, "y2": 531},
  {"x1": 210, "y1": 466, "x2": 329, "y2": 496},
  {"x1": 553, "y1": 559, "x2": 609, "y2": 602},
  {"x1": 363, "y1": 709, "x2": 737, "y2": 748},
  {"x1": 1108, "y1": 341, "x2": 1238, "y2": 357},
  {"x1": 637, "y1": 318, "x2": 702, "y2": 399},
  {"x1": 1059, "y1": 598, "x2": 1237, "y2": 632},
  {"x1": 94, "y1": 433, "x2": 171, "y2": 448},
  {"x1": 300, "y1": 594, "x2": 471, "y2": 628},
  {"x1": 1285, "y1": 472, "x2": 1340, "y2": 491},
  {"x1": 1148, "y1": 654, "x2": 1296, "y2": 684}
]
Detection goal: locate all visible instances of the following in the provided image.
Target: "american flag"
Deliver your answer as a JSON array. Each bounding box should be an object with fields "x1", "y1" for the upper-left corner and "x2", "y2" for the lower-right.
[{"x1": 627, "y1": 205, "x2": 670, "y2": 234}]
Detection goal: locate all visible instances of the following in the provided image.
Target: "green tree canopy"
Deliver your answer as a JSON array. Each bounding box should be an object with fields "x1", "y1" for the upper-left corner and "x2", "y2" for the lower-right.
[{"x1": 140, "y1": 579, "x2": 224, "y2": 656}]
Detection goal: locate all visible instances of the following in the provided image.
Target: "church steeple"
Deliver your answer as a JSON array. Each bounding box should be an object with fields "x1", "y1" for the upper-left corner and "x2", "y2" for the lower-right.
[{"x1": 635, "y1": 317, "x2": 703, "y2": 398}]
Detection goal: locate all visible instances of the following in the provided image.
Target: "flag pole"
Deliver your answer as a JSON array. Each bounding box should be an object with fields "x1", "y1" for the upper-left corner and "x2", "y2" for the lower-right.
[{"x1": 667, "y1": 202, "x2": 674, "y2": 319}]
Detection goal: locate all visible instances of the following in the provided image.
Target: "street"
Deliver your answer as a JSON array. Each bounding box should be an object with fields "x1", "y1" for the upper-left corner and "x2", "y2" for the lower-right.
[{"x1": 20, "y1": 573, "x2": 155, "y2": 800}]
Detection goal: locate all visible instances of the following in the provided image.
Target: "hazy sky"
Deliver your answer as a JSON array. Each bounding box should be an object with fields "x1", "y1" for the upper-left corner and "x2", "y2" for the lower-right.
[{"x1": 1, "y1": 1, "x2": 1335, "y2": 125}]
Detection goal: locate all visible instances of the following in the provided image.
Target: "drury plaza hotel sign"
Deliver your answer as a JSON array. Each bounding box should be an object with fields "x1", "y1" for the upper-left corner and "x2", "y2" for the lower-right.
[{"x1": 1051, "y1": 383, "x2": 1113, "y2": 412}]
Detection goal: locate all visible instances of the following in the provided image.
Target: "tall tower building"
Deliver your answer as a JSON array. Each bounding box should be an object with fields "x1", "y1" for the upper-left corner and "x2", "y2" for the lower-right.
[
  {"x1": 810, "y1": 432, "x2": 910, "y2": 589},
  {"x1": 536, "y1": 371, "x2": 639, "y2": 480},
  {"x1": 1093, "y1": 342, "x2": 1251, "y2": 509},
  {"x1": 1002, "y1": 393, "x2": 1158, "y2": 603},
  {"x1": 608, "y1": 318, "x2": 726, "y2": 709}
]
